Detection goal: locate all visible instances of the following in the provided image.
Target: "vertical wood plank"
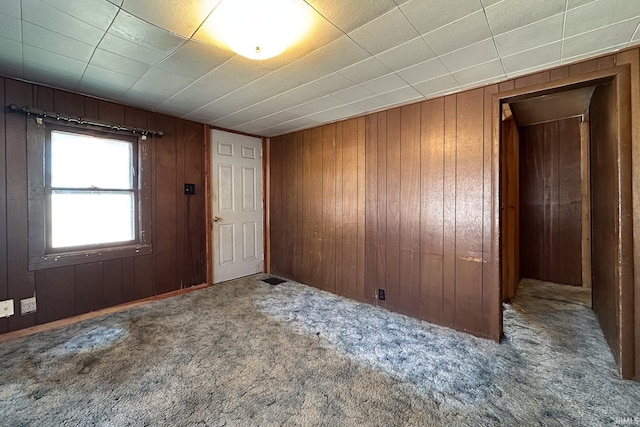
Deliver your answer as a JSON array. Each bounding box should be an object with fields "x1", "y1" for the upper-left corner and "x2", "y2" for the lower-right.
[
  {"x1": 293, "y1": 132, "x2": 304, "y2": 279},
  {"x1": 121, "y1": 257, "x2": 136, "y2": 303},
  {"x1": 454, "y1": 89, "x2": 485, "y2": 333},
  {"x1": 334, "y1": 124, "x2": 344, "y2": 297},
  {"x1": 399, "y1": 104, "x2": 421, "y2": 318},
  {"x1": 269, "y1": 137, "x2": 282, "y2": 274},
  {"x1": 322, "y1": 124, "x2": 336, "y2": 293},
  {"x1": 102, "y1": 259, "x2": 123, "y2": 308},
  {"x1": 376, "y1": 112, "x2": 388, "y2": 308},
  {"x1": 420, "y1": 99, "x2": 445, "y2": 323},
  {"x1": 385, "y1": 108, "x2": 401, "y2": 311},
  {"x1": 75, "y1": 262, "x2": 104, "y2": 314},
  {"x1": 364, "y1": 114, "x2": 378, "y2": 304},
  {"x1": 341, "y1": 119, "x2": 358, "y2": 300},
  {"x1": 175, "y1": 120, "x2": 186, "y2": 287},
  {"x1": 442, "y1": 95, "x2": 457, "y2": 326},
  {"x1": 301, "y1": 130, "x2": 312, "y2": 284},
  {"x1": 35, "y1": 267, "x2": 75, "y2": 324},
  {"x1": 154, "y1": 114, "x2": 178, "y2": 294},
  {"x1": 183, "y1": 121, "x2": 206, "y2": 285},
  {"x1": 309, "y1": 127, "x2": 323, "y2": 288},
  {"x1": 5, "y1": 79, "x2": 36, "y2": 331},
  {"x1": 0, "y1": 78, "x2": 7, "y2": 333},
  {"x1": 356, "y1": 117, "x2": 366, "y2": 302}
]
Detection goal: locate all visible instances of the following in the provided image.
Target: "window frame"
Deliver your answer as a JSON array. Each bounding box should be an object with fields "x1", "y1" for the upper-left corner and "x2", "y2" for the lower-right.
[{"x1": 28, "y1": 119, "x2": 152, "y2": 270}]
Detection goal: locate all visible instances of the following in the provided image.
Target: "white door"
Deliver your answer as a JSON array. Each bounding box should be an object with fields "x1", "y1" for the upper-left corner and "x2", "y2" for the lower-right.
[{"x1": 210, "y1": 129, "x2": 264, "y2": 283}]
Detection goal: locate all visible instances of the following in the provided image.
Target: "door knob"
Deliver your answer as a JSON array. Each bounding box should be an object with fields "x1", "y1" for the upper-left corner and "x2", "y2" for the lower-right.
[{"x1": 213, "y1": 216, "x2": 221, "y2": 222}]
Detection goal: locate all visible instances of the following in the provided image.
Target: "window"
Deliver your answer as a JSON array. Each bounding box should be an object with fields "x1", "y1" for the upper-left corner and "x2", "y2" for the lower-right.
[
  {"x1": 28, "y1": 122, "x2": 152, "y2": 270},
  {"x1": 49, "y1": 130, "x2": 136, "y2": 249}
]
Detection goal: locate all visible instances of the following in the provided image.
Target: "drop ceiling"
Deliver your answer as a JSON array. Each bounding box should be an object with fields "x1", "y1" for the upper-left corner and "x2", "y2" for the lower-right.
[{"x1": 0, "y1": 0, "x2": 638, "y2": 137}]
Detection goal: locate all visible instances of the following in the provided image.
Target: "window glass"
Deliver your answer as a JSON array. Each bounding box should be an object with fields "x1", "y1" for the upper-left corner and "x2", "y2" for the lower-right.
[
  {"x1": 51, "y1": 131, "x2": 133, "y2": 189},
  {"x1": 49, "y1": 130, "x2": 136, "y2": 250}
]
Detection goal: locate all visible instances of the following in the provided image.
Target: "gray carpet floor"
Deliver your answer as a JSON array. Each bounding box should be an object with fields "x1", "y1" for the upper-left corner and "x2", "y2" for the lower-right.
[{"x1": 0, "y1": 274, "x2": 638, "y2": 426}]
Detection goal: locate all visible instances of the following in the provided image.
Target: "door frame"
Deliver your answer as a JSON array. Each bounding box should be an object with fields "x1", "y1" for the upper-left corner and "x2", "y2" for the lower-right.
[
  {"x1": 204, "y1": 126, "x2": 269, "y2": 285},
  {"x1": 492, "y1": 64, "x2": 636, "y2": 379}
]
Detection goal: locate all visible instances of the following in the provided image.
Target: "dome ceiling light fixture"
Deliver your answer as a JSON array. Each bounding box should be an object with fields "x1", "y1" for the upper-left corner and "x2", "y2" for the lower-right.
[{"x1": 209, "y1": 0, "x2": 313, "y2": 60}]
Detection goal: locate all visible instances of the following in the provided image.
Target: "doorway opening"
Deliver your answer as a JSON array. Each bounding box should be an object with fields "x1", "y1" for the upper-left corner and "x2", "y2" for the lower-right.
[{"x1": 497, "y1": 66, "x2": 635, "y2": 379}]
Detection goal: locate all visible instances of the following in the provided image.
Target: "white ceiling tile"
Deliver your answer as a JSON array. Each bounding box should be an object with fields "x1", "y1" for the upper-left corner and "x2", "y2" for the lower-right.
[
  {"x1": 440, "y1": 38, "x2": 498, "y2": 72},
  {"x1": 82, "y1": 64, "x2": 138, "y2": 90},
  {"x1": 289, "y1": 96, "x2": 342, "y2": 116},
  {"x1": 0, "y1": 13, "x2": 21, "y2": 41},
  {"x1": 23, "y1": 22, "x2": 95, "y2": 62},
  {"x1": 23, "y1": 65, "x2": 82, "y2": 89},
  {"x1": 308, "y1": 0, "x2": 397, "y2": 33},
  {"x1": 502, "y1": 41, "x2": 562, "y2": 74},
  {"x1": 197, "y1": 69, "x2": 247, "y2": 93},
  {"x1": 380, "y1": 86, "x2": 422, "y2": 104},
  {"x1": 41, "y1": 0, "x2": 119, "y2": 30},
  {"x1": 300, "y1": 36, "x2": 370, "y2": 72},
  {"x1": 567, "y1": 0, "x2": 597, "y2": 9},
  {"x1": 505, "y1": 60, "x2": 561, "y2": 79},
  {"x1": 158, "y1": 82, "x2": 222, "y2": 111},
  {"x1": 634, "y1": 26, "x2": 640, "y2": 41},
  {"x1": 330, "y1": 85, "x2": 376, "y2": 103},
  {"x1": 423, "y1": 10, "x2": 492, "y2": 55},
  {"x1": 485, "y1": 0, "x2": 565, "y2": 35},
  {"x1": 141, "y1": 68, "x2": 195, "y2": 93},
  {"x1": 344, "y1": 95, "x2": 392, "y2": 113},
  {"x1": 0, "y1": 36, "x2": 23, "y2": 76},
  {"x1": 349, "y1": 8, "x2": 420, "y2": 55},
  {"x1": 495, "y1": 13, "x2": 564, "y2": 56},
  {"x1": 121, "y1": 0, "x2": 221, "y2": 38},
  {"x1": 565, "y1": 0, "x2": 640, "y2": 37},
  {"x1": 563, "y1": 19, "x2": 640, "y2": 59},
  {"x1": 305, "y1": 73, "x2": 356, "y2": 96},
  {"x1": 90, "y1": 49, "x2": 150, "y2": 78},
  {"x1": 108, "y1": 11, "x2": 186, "y2": 55},
  {"x1": 122, "y1": 79, "x2": 180, "y2": 107},
  {"x1": 361, "y1": 73, "x2": 408, "y2": 95},
  {"x1": 0, "y1": 1, "x2": 20, "y2": 18},
  {"x1": 562, "y1": 44, "x2": 627, "y2": 64},
  {"x1": 155, "y1": 41, "x2": 234, "y2": 79},
  {"x1": 22, "y1": 0, "x2": 106, "y2": 45},
  {"x1": 412, "y1": 74, "x2": 460, "y2": 97},
  {"x1": 98, "y1": 33, "x2": 167, "y2": 65},
  {"x1": 273, "y1": 56, "x2": 334, "y2": 86},
  {"x1": 396, "y1": 58, "x2": 448, "y2": 85},
  {"x1": 214, "y1": 55, "x2": 274, "y2": 83},
  {"x1": 78, "y1": 69, "x2": 136, "y2": 98},
  {"x1": 451, "y1": 59, "x2": 505, "y2": 85},
  {"x1": 338, "y1": 57, "x2": 391, "y2": 84},
  {"x1": 375, "y1": 37, "x2": 435, "y2": 71},
  {"x1": 401, "y1": 0, "x2": 482, "y2": 34},
  {"x1": 306, "y1": 105, "x2": 361, "y2": 124},
  {"x1": 23, "y1": 44, "x2": 87, "y2": 75},
  {"x1": 481, "y1": 0, "x2": 503, "y2": 6}
]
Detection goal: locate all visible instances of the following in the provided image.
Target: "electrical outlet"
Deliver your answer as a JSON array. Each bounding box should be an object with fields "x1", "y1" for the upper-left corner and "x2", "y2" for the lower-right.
[
  {"x1": 378, "y1": 289, "x2": 386, "y2": 301},
  {"x1": 21, "y1": 297, "x2": 37, "y2": 315},
  {"x1": 184, "y1": 183, "x2": 195, "y2": 195},
  {"x1": 0, "y1": 299, "x2": 14, "y2": 318}
]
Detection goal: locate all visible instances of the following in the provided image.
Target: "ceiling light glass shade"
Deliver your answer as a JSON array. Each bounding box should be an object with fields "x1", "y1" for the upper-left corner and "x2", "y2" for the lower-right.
[{"x1": 210, "y1": 0, "x2": 312, "y2": 60}]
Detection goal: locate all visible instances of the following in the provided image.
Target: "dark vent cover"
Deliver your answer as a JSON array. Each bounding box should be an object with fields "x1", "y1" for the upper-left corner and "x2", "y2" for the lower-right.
[{"x1": 262, "y1": 277, "x2": 287, "y2": 286}]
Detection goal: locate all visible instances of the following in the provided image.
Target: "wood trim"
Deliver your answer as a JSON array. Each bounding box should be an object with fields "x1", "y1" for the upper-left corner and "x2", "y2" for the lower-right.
[
  {"x1": 209, "y1": 124, "x2": 263, "y2": 140},
  {"x1": 615, "y1": 48, "x2": 640, "y2": 381},
  {"x1": 263, "y1": 137, "x2": 271, "y2": 274},
  {"x1": 204, "y1": 125, "x2": 212, "y2": 285},
  {"x1": 0, "y1": 282, "x2": 210, "y2": 344},
  {"x1": 580, "y1": 115, "x2": 592, "y2": 288}
]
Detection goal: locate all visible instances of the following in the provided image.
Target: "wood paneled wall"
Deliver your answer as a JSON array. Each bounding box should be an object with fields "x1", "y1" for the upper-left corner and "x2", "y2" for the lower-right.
[
  {"x1": 270, "y1": 48, "x2": 640, "y2": 350},
  {"x1": 271, "y1": 89, "x2": 499, "y2": 339},
  {"x1": 0, "y1": 77, "x2": 206, "y2": 334},
  {"x1": 519, "y1": 117, "x2": 582, "y2": 286}
]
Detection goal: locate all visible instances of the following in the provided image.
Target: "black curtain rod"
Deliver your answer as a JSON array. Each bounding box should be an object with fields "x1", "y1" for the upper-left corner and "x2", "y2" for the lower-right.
[{"x1": 6, "y1": 104, "x2": 164, "y2": 138}]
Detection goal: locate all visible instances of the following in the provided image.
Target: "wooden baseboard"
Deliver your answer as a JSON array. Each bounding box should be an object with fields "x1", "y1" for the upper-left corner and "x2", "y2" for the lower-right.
[{"x1": 0, "y1": 283, "x2": 210, "y2": 344}]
